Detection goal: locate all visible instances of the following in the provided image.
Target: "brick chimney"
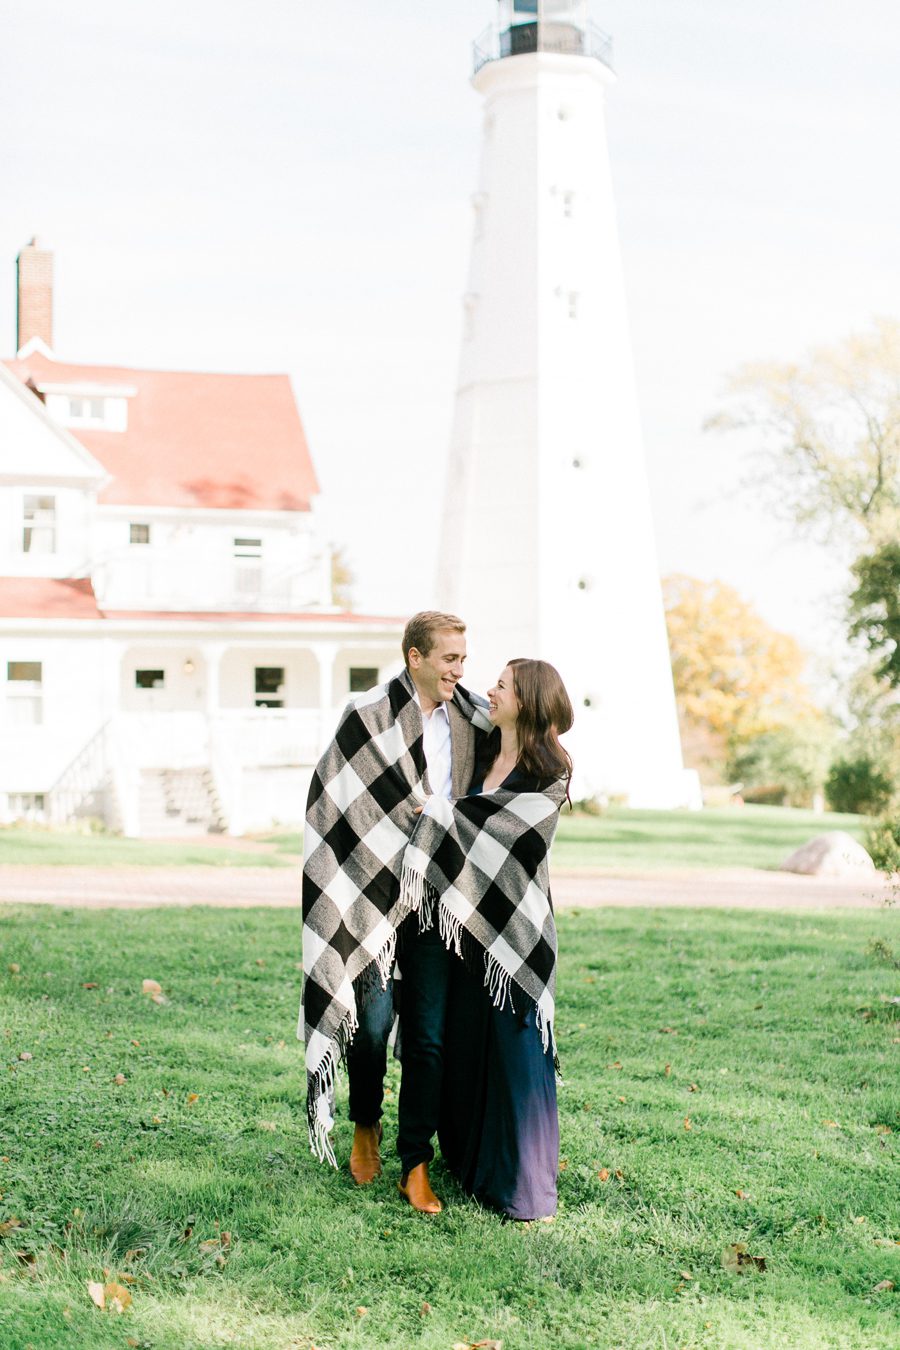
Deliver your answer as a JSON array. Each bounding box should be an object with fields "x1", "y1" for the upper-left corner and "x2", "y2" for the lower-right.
[{"x1": 16, "y1": 238, "x2": 54, "y2": 353}]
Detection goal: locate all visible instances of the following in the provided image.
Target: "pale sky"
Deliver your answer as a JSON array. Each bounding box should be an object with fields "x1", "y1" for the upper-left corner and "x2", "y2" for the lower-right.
[{"x1": 3, "y1": 0, "x2": 899, "y2": 672}]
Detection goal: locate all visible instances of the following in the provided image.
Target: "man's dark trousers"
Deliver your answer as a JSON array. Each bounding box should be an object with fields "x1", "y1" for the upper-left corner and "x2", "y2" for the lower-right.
[
  {"x1": 346, "y1": 979, "x2": 394, "y2": 1126},
  {"x1": 396, "y1": 925, "x2": 451, "y2": 1173}
]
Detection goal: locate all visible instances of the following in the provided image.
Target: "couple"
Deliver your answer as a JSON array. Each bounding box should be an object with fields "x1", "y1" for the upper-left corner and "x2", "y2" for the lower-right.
[{"x1": 299, "y1": 610, "x2": 573, "y2": 1220}]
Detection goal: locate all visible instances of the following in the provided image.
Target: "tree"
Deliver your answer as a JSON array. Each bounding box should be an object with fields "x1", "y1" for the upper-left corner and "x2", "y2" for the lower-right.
[
  {"x1": 729, "y1": 722, "x2": 834, "y2": 807},
  {"x1": 330, "y1": 545, "x2": 354, "y2": 609},
  {"x1": 848, "y1": 542, "x2": 900, "y2": 689},
  {"x1": 663, "y1": 574, "x2": 818, "y2": 747},
  {"x1": 706, "y1": 318, "x2": 900, "y2": 550}
]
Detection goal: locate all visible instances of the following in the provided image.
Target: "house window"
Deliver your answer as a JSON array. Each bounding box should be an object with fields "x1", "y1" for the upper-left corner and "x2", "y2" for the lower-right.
[
  {"x1": 255, "y1": 667, "x2": 284, "y2": 709},
  {"x1": 7, "y1": 792, "x2": 46, "y2": 820},
  {"x1": 234, "y1": 538, "x2": 262, "y2": 597},
  {"x1": 7, "y1": 661, "x2": 43, "y2": 725},
  {"x1": 23, "y1": 495, "x2": 56, "y2": 553},
  {"x1": 135, "y1": 669, "x2": 165, "y2": 689},
  {"x1": 130, "y1": 523, "x2": 150, "y2": 545},
  {"x1": 67, "y1": 396, "x2": 104, "y2": 422},
  {"x1": 349, "y1": 667, "x2": 379, "y2": 693}
]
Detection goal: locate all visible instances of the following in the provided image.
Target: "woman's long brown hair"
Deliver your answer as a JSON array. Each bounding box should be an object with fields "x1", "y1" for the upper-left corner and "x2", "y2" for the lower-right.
[{"x1": 507, "y1": 658, "x2": 574, "y2": 796}]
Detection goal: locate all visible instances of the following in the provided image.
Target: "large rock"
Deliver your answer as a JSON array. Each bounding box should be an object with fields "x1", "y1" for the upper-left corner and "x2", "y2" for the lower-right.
[{"x1": 780, "y1": 831, "x2": 876, "y2": 877}]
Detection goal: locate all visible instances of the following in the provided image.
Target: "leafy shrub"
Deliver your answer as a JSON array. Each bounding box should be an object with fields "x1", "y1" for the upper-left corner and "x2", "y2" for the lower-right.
[
  {"x1": 866, "y1": 815, "x2": 900, "y2": 875},
  {"x1": 825, "y1": 756, "x2": 894, "y2": 815},
  {"x1": 728, "y1": 722, "x2": 831, "y2": 807}
]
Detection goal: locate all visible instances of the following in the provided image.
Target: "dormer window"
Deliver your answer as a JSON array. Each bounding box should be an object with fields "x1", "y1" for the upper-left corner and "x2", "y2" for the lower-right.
[
  {"x1": 68, "y1": 396, "x2": 104, "y2": 423},
  {"x1": 34, "y1": 381, "x2": 136, "y2": 432},
  {"x1": 130, "y1": 523, "x2": 151, "y2": 545}
]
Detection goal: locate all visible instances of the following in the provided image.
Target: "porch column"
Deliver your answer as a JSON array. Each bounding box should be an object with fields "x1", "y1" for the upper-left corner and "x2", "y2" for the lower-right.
[
  {"x1": 315, "y1": 643, "x2": 339, "y2": 753},
  {"x1": 203, "y1": 643, "x2": 226, "y2": 715}
]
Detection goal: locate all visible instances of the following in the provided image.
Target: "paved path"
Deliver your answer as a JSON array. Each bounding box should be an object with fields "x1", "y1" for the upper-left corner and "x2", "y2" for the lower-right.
[{"x1": 0, "y1": 864, "x2": 891, "y2": 911}]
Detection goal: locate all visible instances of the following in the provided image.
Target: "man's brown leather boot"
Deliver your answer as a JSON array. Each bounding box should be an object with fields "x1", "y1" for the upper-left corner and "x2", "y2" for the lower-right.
[
  {"x1": 397, "y1": 1162, "x2": 442, "y2": 1213},
  {"x1": 349, "y1": 1122, "x2": 383, "y2": 1185}
]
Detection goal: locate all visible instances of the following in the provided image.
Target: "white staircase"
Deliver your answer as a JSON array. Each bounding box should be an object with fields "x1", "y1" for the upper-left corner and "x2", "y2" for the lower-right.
[{"x1": 138, "y1": 767, "x2": 227, "y2": 837}]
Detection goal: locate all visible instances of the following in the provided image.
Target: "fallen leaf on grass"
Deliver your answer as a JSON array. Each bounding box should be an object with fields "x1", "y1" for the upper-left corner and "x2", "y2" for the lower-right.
[
  {"x1": 17, "y1": 1052, "x2": 32, "y2": 1062},
  {"x1": 735, "y1": 1189, "x2": 750, "y2": 1199},
  {"x1": 683, "y1": 1118, "x2": 692, "y2": 1131},
  {"x1": 679, "y1": 1270, "x2": 693, "y2": 1280},
  {"x1": 141, "y1": 979, "x2": 168, "y2": 1006},
  {"x1": 14, "y1": 1250, "x2": 36, "y2": 1267},
  {"x1": 8, "y1": 964, "x2": 20, "y2": 974},
  {"x1": 185, "y1": 1094, "x2": 199, "y2": 1106},
  {"x1": 659, "y1": 1027, "x2": 678, "y2": 1035},
  {"x1": 823, "y1": 1120, "x2": 839, "y2": 1128},
  {"x1": 355, "y1": 1306, "x2": 368, "y2": 1317},
  {"x1": 105, "y1": 1281, "x2": 132, "y2": 1312},
  {"x1": 113, "y1": 1074, "x2": 126, "y2": 1085},
  {"x1": 420, "y1": 1302, "x2": 432, "y2": 1316},
  {"x1": 0, "y1": 1217, "x2": 23, "y2": 1238},
  {"x1": 81, "y1": 982, "x2": 98, "y2": 989},
  {"x1": 874, "y1": 1125, "x2": 892, "y2": 1135},
  {"x1": 872, "y1": 1279, "x2": 895, "y2": 1292},
  {"x1": 722, "y1": 1243, "x2": 766, "y2": 1274},
  {"x1": 597, "y1": 1169, "x2": 610, "y2": 1182},
  {"x1": 688, "y1": 1083, "x2": 699, "y2": 1093},
  {"x1": 664, "y1": 1063, "x2": 671, "y2": 1076},
  {"x1": 452, "y1": 1342, "x2": 503, "y2": 1350},
  {"x1": 87, "y1": 1280, "x2": 105, "y2": 1309},
  {"x1": 558, "y1": 1158, "x2": 568, "y2": 1171},
  {"x1": 606, "y1": 1061, "x2": 622, "y2": 1070}
]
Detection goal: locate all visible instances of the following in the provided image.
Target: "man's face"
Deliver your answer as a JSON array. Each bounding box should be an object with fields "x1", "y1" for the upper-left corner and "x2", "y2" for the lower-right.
[{"x1": 408, "y1": 628, "x2": 467, "y2": 709}]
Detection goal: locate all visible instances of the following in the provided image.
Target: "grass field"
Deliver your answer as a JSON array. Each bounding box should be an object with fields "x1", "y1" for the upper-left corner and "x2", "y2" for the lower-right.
[
  {"x1": 0, "y1": 805, "x2": 869, "y2": 871},
  {"x1": 1, "y1": 903, "x2": 898, "y2": 1349}
]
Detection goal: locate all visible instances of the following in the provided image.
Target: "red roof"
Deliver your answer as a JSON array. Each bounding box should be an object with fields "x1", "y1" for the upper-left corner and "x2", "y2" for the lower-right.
[
  {"x1": 4, "y1": 352, "x2": 319, "y2": 512},
  {"x1": 0, "y1": 577, "x2": 103, "y2": 619},
  {"x1": 0, "y1": 577, "x2": 401, "y2": 626}
]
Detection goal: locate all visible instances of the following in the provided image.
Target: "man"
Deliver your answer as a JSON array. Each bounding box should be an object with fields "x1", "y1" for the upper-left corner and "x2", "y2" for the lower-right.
[{"x1": 300, "y1": 611, "x2": 487, "y2": 1212}]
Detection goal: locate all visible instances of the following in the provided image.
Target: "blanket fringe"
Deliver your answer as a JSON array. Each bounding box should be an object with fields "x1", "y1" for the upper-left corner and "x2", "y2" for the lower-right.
[
  {"x1": 306, "y1": 1005, "x2": 358, "y2": 1167},
  {"x1": 484, "y1": 950, "x2": 512, "y2": 1012},
  {"x1": 438, "y1": 899, "x2": 464, "y2": 959}
]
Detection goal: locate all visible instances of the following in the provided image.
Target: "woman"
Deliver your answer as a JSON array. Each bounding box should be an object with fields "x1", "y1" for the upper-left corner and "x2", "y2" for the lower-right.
[{"x1": 401, "y1": 658, "x2": 573, "y2": 1220}]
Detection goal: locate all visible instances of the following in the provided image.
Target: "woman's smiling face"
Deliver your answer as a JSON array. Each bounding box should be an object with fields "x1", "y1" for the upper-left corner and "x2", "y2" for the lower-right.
[{"x1": 487, "y1": 665, "x2": 520, "y2": 730}]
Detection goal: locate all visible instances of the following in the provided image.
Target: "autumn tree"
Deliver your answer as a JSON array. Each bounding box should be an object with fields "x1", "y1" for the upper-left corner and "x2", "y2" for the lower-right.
[
  {"x1": 706, "y1": 318, "x2": 900, "y2": 550},
  {"x1": 663, "y1": 574, "x2": 830, "y2": 796},
  {"x1": 330, "y1": 545, "x2": 354, "y2": 609}
]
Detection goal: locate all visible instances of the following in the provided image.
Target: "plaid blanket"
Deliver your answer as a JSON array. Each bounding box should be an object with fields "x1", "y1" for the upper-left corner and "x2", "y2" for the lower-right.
[
  {"x1": 399, "y1": 779, "x2": 566, "y2": 1059},
  {"x1": 299, "y1": 669, "x2": 489, "y2": 1163}
]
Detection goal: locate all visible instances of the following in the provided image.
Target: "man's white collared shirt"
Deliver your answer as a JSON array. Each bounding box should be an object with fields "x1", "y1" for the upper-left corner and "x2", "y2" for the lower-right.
[{"x1": 416, "y1": 693, "x2": 453, "y2": 799}]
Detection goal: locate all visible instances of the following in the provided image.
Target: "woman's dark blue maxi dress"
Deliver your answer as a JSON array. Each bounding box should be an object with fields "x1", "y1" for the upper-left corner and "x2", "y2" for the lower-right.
[{"x1": 438, "y1": 766, "x2": 559, "y2": 1220}]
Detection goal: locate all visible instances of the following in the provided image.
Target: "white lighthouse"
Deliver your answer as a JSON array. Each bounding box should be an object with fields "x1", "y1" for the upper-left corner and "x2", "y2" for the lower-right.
[{"x1": 436, "y1": 0, "x2": 698, "y2": 806}]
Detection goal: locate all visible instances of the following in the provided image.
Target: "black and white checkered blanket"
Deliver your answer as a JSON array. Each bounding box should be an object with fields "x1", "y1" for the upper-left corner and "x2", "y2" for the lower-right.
[
  {"x1": 400, "y1": 779, "x2": 566, "y2": 1057},
  {"x1": 299, "y1": 669, "x2": 489, "y2": 1163}
]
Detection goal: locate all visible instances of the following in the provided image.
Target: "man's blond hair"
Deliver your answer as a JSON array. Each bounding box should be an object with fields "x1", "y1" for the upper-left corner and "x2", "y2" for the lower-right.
[{"x1": 402, "y1": 610, "x2": 466, "y2": 667}]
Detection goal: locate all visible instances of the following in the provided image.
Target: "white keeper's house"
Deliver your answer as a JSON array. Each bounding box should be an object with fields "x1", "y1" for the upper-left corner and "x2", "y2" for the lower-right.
[{"x1": 0, "y1": 240, "x2": 403, "y2": 836}]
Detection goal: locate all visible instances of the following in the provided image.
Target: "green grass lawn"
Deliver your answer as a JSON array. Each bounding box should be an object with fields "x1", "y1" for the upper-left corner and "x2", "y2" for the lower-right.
[
  {"x1": 0, "y1": 806, "x2": 869, "y2": 871},
  {"x1": 0, "y1": 829, "x2": 297, "y2": 868},
  {"x1": 1, "y1": 905, "x2": 898, "y2": 1349},
  {"x1": 552, "y1": 805, "x2": 870, "y2": 871}
]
